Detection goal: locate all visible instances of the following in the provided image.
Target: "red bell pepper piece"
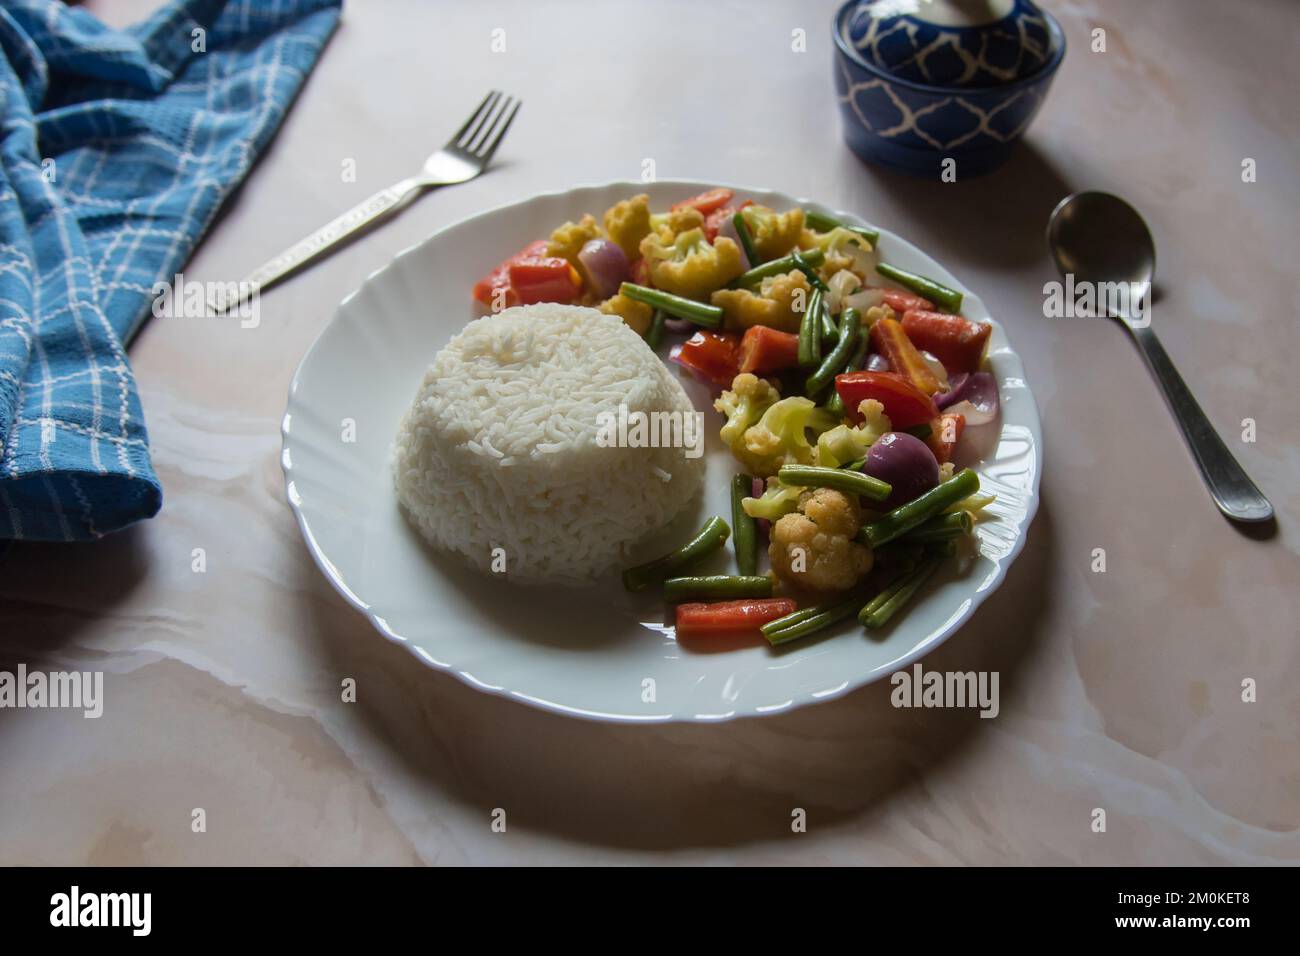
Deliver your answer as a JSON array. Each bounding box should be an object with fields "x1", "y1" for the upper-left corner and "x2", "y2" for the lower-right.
[
  {"x1": 834, "y1": 371, "x2": 939, "y2": 430},
  {"x1": 869, "y1": 317, "x2": 942, "y2": 395},
  {"x1": 737, "y1": 325, "x2": 800, "y2": 375},
  {"x1": 630, "y1": 256, "x2": 651, "y2": 286},
  {"x1": 472, "y1": 239, "x2": 549, "y2": 308},
  {"x1": 671, "y1": 188, "x2": 735, "y2": 216},
  {"x1": 900, "y1": 310, "x2": 992, "y2": 375},
  {"x1": 507, "y1": 257, "x2": 582, "y2": 305},
  {"x1": 927, "y1": 412, "x2": 966, "y2": 463},
  {"x1": 674, "y1": 330, "x2": 741, "y2": 386},
  {"x1": 675, "y1": 598, "x2": 799, "y2": 638}
]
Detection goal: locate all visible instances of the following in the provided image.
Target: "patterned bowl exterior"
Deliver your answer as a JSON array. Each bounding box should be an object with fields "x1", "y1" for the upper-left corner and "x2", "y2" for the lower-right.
[
  {"x1": 833, "y1": 0, "x2": 1065, "y2": 177},
  {"x1": 843, "y1": 0, "x2": 1052, "y2": 88}
]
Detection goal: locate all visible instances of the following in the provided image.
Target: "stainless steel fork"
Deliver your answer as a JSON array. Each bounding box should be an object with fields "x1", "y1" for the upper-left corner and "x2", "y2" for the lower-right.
[{"x1": 210, "y1": 91, "x2": 521, "y2": 314}]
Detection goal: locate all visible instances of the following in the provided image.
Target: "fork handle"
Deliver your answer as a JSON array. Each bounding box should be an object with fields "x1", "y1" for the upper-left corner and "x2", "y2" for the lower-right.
[
  {"x1": 1128, "y1": 323, "x2": 1273, "y2": 523},
  {"x1": 212, "y1": 178, "x2": 424, "y2": 312}
]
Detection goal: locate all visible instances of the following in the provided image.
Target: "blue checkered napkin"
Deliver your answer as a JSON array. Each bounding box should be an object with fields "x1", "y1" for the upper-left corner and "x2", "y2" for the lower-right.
[{"x1": 0, "y1": 0, "x2": 340, "y2": 541}]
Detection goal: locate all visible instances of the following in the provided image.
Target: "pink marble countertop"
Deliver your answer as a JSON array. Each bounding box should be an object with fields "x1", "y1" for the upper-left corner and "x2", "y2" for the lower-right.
[{"x1": 1, "y1": 0, "x2": 1297, "y2": 865}]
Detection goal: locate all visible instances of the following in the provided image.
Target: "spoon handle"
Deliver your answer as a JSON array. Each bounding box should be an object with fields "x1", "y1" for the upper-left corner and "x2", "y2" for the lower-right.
[{"x1": 1128, "y1": 324, "x2": 1273, "y2": 523}]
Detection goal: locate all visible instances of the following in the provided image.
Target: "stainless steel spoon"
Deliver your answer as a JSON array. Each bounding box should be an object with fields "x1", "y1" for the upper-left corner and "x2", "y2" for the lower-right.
[{"x1": 1047, "y1": 191, "x2": 1273, "y2": 523}]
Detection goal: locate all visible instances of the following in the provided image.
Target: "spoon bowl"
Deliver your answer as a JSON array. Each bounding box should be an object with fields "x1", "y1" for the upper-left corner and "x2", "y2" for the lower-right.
[
  {"x1": 1047, "y1": 192, "x2": 1272, "y2": 524},
  {"x1": 1048, "y1": 191, "x2": 1155, "y2": 317}
]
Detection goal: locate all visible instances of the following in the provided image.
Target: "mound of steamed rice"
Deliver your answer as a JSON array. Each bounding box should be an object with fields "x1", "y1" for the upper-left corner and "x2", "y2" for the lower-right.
[{"x1": 393, "y1": 303, "x2": 705, "y2": 585}]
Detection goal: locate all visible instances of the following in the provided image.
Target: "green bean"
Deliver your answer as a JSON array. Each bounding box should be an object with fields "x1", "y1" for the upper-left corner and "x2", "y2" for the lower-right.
[
  {"x1": 845, "y1": 457, "x2": 866, "y2": 472},
  {"x1": 898, "y1": 511, "x2": 972, "y2": 545},
  {"x1": 856, "y1": 567, "x2": 910, "y2": 620},
  {"x1": 730, "y1": 473, "x2": 759, "y2": 576},
  {"x1": 791, "y1": 250, "x2": 827, "y2": 292},
  {"x1": 663, "y1": 575, "x2": 772, "y2": 602},
  {"x1": 729, "y1": 249, "x2": 826, "y2": 289},
  {"x1": 644, "y1": 309, "x2": 666, "y2": 350},
  {"x1": 620, "y1": 282, "x2": 723, "y2": 328},
  {"x1": 818, "y1": 293, "x2": 839, "y2": 341},
  {"x1": 859, "y1": 468, "x2": 979, "y2": 548},
  {"x1": 860, "y1": 558, "x2": 940, "y2": 629},
  {"x1": 876, "y1": 262, "x2": 963, "y2": 313},
  {"x1": 821, "y1": 324, "x2": 869, "y2": 417},
  {"x1": 805, "y1": 307, "x2": 860, "y2": 396},
  {"x1": 843, "y1": 330, "x2": 869, "y2": 374},
  {"x1": 733, "y1": 212, "x2": 763, "y2": 268},
  {"x1": 622, "y1": 516, "x2": 731, "y2": 592},
  {"x1": 804, "y1": 210, "x2": 881, "y2": 247},
  {"x1": 797, "y1": 288, "x2": 823, "y2": 367},
  {"x1": 927, "y1": 538, "x2": 959, "y2": 559},
  {"x1": 762, "y1": 583, "x2": 878, "y2": 646},
  {"x1": 777, "y1": 464, "x2": 891, "y2": 502}
]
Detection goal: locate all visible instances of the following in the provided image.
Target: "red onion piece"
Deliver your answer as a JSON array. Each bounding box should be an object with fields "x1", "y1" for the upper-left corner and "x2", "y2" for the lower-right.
[
  {"x1": 844, "y1": 287, "x2": 887, "y2": 313},
  {"x1": 944, "y1": 399, "x2": 993, "y2": 426},
  {"x1": 934, "y1": 372, "x2": 969, "y2": 409},
  {"x1": 935, "y1": 371, "x2": 998, "y2": 425},
  {"x1": 863, "y1": 432, "x2": 940, "y2": 509},
  {"x1": 865, "y1": 353, "x2": 890, "y2": 373},
  {"x1": 920, "y1": 350, "x2": 949, "y2": 390},
  {"x1": 715, "y1": 215, "x2": 752, "y2": 271},
  {"x1": 578, "y1": 239, "x2": 630, "y2": 300}
]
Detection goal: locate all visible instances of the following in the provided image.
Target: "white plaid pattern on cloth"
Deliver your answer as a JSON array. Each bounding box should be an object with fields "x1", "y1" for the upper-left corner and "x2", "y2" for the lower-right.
[{"x1": 0, "y1": 0, "x2": 340, "y2": 541}]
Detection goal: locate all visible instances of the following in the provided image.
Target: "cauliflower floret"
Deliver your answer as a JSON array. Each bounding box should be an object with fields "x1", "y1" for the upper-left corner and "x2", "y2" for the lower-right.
[
  {"x1": 738, "y1": 396, "x2": 838, "y2": 478},
  {"x1": 603, "y1": 194, "x2": 652, "y2": 261},
  {"x1": 802, "y1": 226, "x2": 877, "y2": 281},
  {"x1": 801, "y1": 486, "x2": 863, "y2": 536},
  {"x1": 598, "y1": 292, "x2": 654, "y2": 335},
  {"x1": 740, "y1": 205, "x2": 805, "y2": 260},
  {"x1": 639, "y1": 227, "x2": 745, "y2": 300},
  {"x1": 648, "y1": 207, "x2": 705, "y2": 241},
  {"x1": 861, "y1": 303, "x2": 893, "y2": 329},
  {"x1": 820, "y1": 251, "x2": 856, "y2": 280},
  {"x1": 769, "y1": 488, "x2": 873, "y2": 593},
  {"x1": 742, "y1": 476, "x2": 803, "y2": 521},
  {"x1": 857, "y1": 397, "x2": 892, "y2": 435},
  {"x1": 714, "y1": 372, "x2": 780, "y2": 452},
  {"x1": 711, "y1": 269, "x2": 811, "y2": 333},
  {"x1": 815, "y1": 399, "x2": 892, "y2": 467},
  {"x1": 546, "y1": 214, "x2": 603, "y2": 264},
  {"x1": 802, "y1": 224, "x2": 875, "y2": 255}
]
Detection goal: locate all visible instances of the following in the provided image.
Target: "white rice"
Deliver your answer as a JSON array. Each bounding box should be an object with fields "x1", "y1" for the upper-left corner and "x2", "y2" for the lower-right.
[{"x1": 393, "y1": 304, "x2": 705, "y2": 585}]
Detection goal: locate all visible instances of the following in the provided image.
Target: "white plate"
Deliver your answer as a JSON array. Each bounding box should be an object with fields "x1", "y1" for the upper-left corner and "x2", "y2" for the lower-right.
[{"x1": 282, "y1": 180, "x2": 1041, "y2": 723}]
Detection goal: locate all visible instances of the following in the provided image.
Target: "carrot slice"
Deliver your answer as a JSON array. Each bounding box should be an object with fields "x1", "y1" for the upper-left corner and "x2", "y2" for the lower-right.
[
  {"x1": 675, "y1": 598, "x2": 798, "y2": 638},
  {"x1": 671, "y1": 188, "x2": 735, "y2": 216},
  {"x1": 900, "y1": 310, "x2": 992, "y2": 375}
]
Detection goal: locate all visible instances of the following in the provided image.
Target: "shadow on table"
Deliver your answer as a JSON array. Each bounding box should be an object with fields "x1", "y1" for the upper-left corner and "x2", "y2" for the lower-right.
[
  {"x1": 853, "y1": 141, "x2": 1076, "y2": 274},
  {"x1": 0, "y1": 527, "x2": 152, "y2": 668},
  {"x1": 301, "y1": 490, "x2": 1059, "y2": 855}
]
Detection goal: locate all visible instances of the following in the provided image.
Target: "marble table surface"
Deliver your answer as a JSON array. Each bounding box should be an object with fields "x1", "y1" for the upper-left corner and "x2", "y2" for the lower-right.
[{"x1": 1, "y1": 0, "x2": 1297, "y2": 865}]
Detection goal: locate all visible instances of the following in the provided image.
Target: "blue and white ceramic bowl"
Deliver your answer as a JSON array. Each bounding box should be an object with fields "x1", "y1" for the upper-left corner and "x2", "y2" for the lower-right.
[
  {"x1": 833, "y1": 0, "x2": 1066, "y2": 177},
  {"x1": 844, "y1": 0, "x2": 1053, "y2": 88}
]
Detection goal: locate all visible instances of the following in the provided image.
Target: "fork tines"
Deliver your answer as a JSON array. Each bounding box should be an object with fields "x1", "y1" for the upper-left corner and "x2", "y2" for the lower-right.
[{"x1": 454, "y1": 90, "x2": 521, "y2": 161}]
